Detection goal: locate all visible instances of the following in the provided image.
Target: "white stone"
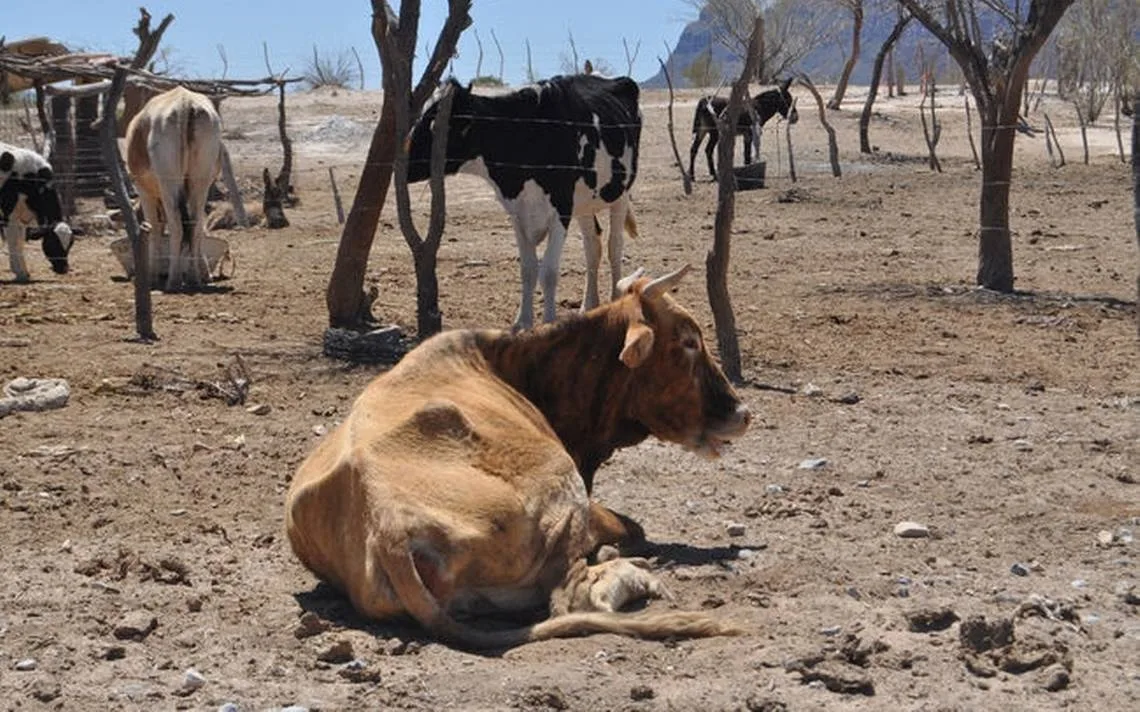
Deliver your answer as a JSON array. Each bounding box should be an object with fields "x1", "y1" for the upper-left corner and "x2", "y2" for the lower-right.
[
  {"x1": 798, "y1": 458, "x2": 828, "y2": 470},
  {"x1": 894, "y1": 521, "x2": 930, "y2": 538},
  {"x1": 14, "y1": 658, "x2": 36, "y2": 671},
  {"x1": 181, "y1": 668, "x2": 206, "y2": 693}
]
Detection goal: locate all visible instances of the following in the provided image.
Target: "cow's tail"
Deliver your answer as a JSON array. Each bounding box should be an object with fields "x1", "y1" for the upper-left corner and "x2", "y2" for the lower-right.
[
  {"x1": 377, "y1": 546, "x2": 738, "y2": 651},
  {"x1": 624, "y1": 201, "x2": 639, "y2": 240},
  {"x1": 177, "y1": 181, "x2": 193, "y2": 250}
]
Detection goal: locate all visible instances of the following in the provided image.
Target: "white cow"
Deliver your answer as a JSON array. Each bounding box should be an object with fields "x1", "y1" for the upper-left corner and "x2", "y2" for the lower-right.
[{"x1": 125, "y1": 87, "x2": 223, "y2": 291}]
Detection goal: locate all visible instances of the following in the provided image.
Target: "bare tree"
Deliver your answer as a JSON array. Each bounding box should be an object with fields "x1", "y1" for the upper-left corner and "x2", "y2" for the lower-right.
[
  {"x1": 709, "y1": 13, "x2": 766, "y2": 384},
  {"x1": 797, "y1": 74, "x2": 842, "y2": 177},
  {"x1": 473, "y1": 28, "x2": 485, "y2": 79},
  {"x1": 827, "y1": 0, "x2": 864, "y2": 109},
  {"x1": 490, "y1": 28, "x2": 505, "y2": 82},
  {"x1": 524, "y1": 39, "x2": 536, "y2": 83},
  {"x1": 917, "y1": 44, "x2": 942, "y2": 172},
  {"x1": 623, "y1": 38, "x2": 641, "y2": 77},
  {"x1": 697, "y1": 0, "x2": 839, "y2": 82},
  {"x1": 99, "y1": 8, "x2": 175, "y2": 342},
  {"x1": 325, "y1": 0, "x2": 471, "y2": 330},
  {"x1": 859, "y1": 9, "x2": 912, "y2": 153},
  {"x1": 1054, "y1": 0, "x2": 1136, "y2": 124},
  {"x1": 657, "y1": 53, "x2": 693, "y2": 195},
  {"x1": 898, "y1": 0, "x2": 1076, "y2": 293},
  {"x1": 1133, "y1": 94, "x2": 1139, "y2": 335}
]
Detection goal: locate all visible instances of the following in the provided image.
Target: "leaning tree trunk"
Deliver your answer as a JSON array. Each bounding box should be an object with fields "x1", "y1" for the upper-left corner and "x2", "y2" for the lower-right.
[
  {"x1": 976, "y1": 100, "x2": 1017, "y2": 292},
  {"x1": 325, "y1": 99, "x2": 397, "y2": 328},
  {"x1": 1132, "y1": 95, "x2": 1138, "y2": 336},
  {"x1": 860, "y1": 13, "x2": 910, "y2": 153},
  {"x1": 707, "y1": 15, "x2": 764, "y2": 385},
  {"x1": 828, "y1": 4, "x2": 863, "y2": 110}
]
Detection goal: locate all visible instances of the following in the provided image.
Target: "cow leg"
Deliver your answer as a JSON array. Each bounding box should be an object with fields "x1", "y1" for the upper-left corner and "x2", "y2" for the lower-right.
[
  {"x1": 606, "y1": 198, "x2": 627, "y2": 301},
  {"x1": 137, "y1": 192, "x2": 163, "y2": 287},
  {"x1": 705, "y1": 131, "x2": 718, "y2": 180},
  {"x1": 538, "y1": 217, "x2": 569, "y2": 325},
  {"x1": 513, "y1": 224, "x2": 540, "y2": 332},
  {"x1": 158, "y1": 184, "x2": 184, "y2": 292},
  {"x1": 550, "y1": 557, "x2": 669, "y2": 617},
  {"x1": 578, "y1": 214, "x2": 601, "y2": 312},
  {"x1": 687, "y1": 132, "x2": 703, "y2": 182},
  {"x1": 588, "y1": 500, "x2": 646, "y2": 552},
  {"x1": 743, "y1": 132, "x2": 753, "y2": 165},
  {"x1": 3, "y1": 223, "x2": 30, "y2": 282},
  {"x1": 184, "y1": 186, "x2": 210, "y2": 290}
]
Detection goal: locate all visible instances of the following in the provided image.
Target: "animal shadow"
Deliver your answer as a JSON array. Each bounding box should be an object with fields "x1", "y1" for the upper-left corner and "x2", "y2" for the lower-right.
[{"x1": 644, "y1": 540, "x2": 760, "y2": 568}]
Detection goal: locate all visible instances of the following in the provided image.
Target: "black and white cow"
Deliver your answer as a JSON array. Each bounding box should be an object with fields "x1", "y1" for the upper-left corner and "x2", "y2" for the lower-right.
[
  {"x1": 407, "y1": 75, "x2": 641, "y2": 331},
  {"x1": 0, "y1": 142, "x2": 73, "y2": 282},
  {"x1": 688, "y1": 79, "x2": 798, "y2": 181}
]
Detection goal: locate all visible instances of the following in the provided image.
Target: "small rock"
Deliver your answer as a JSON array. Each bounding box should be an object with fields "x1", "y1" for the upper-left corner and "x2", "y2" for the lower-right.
[
  {"x1": 280, "y1": 707, "x2": 310, "y2": 712},
  {"x1": 1097, "y1": 530, "x2": 1116, "y2": 547},
  {"x1": 1070, "y1": 579, "x2": 1088, "y2": 589},
  {"x1": 217, "y1": 704, "x2": 241, "y2": 712},
  {"x1": 113, "y1": 611, "x2": 158, "y2": 641},
  {"x1": 725, "y1": 522, "x2": 746, "y2": 537},
  {"x1": 894, "y1": 521, "x2": 929, "y2": 538},
  {"x1": 765, "y1": 484, "x2": 785, "y2": 495},
  {"x1": 1012, "y1": 439, "x2": 1034, "y2": 452},
  {"x1": 187, "y1": 595, "x2": 205, "y2": 612},
  {"x1": 317, "y1": 639, "x2": 355, "y2": 664},
  {"x1": 737, "y1": 548, "x2": 757, "y2": 560},
  {"x1": 798, "y1": 458, "x2": 828, "y2": 470},
  {"x1": 294, "y1": 611, "x2": 330, "y2": 639},
  {"x1": 177, "y1": 668, "x2": 206, "y2": 695},
  {"x1": 745, "y1": 698, "x2": 788, "y2": 712},
  {"x1": 1010, "y1": 562, "x2": 1031, "y2": 577},
  {"x1": 1118, "y1": 528, "x2": 1134, "y2": 545},
  {"x1": 801, "y1": 383, "x2": 824, "y2": 397},
  {"x1": 833, "y1": 392, "x2": 861, "y2": 405},
  {"x1": 338, "y1": 659, "x2": 382, "y2": 683},
  {"x1": 820, "y1": 625, "x2": 842, "y2": 636},
  {"x1": 14, "y1": 658, "x2": 37, "y2": 671},
  {"x1": 630, "y1": 685, "x2": 655, "y2": 701},
  {"x1": 30, "y1": 680, "x2": 61, "y2": 703},
  {"x1": 1043, "y1": 665, "x2": 1070, "y2": 691},
  {"x1": 246, "y1": 403, "x2": 271, "y2": 416},
  {"x1": 101, "y1": 645, "x2": 127, "y2": 660}
]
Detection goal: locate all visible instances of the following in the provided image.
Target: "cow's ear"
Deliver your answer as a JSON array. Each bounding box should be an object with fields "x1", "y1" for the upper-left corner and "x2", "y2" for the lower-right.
[
  {"x1": 780, "y1": 77, "x2": 793, "y2": 93},
  {"x1": 0, "y1": 152, "x2": 13, "y2": 172},
  {"x1": 620, "y1": 321, "x2": 655, "y2": 369}
]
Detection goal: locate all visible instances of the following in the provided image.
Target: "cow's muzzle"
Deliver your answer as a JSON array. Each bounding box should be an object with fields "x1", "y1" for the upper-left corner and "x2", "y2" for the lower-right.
[{"x1": 692, "y1": 404, "x2": 751, "y2": 458}]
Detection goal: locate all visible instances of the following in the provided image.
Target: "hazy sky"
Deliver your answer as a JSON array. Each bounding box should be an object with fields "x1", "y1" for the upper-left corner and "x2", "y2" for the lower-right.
[{"x1": 6, "y1": 0, "x2": 699, "y2": 88}]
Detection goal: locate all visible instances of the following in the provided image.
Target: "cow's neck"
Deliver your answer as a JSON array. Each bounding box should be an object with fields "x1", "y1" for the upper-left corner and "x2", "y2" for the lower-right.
[{"x1": 474, "y1": 313, "x2": 650, "y2": 491}]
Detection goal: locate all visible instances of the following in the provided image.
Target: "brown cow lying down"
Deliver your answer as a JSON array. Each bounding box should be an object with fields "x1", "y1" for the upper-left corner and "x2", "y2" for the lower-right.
[{"x1": 286, "y1": 265, "x2": 752, "y2": 649}]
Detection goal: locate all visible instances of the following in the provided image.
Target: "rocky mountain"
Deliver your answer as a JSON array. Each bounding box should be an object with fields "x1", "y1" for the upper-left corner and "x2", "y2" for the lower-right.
[{"x1": 643, "y1": 5, "x2": 943, "y2": 89}]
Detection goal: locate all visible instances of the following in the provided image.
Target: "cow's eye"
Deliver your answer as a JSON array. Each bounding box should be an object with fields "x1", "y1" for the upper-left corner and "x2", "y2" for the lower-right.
[{"x1": 681, "y1": 335, "x2": 700, "y2": 351}]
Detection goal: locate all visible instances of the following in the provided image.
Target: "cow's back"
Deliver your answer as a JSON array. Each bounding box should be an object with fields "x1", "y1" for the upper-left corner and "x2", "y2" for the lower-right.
[
  {"x1": 125, "y1": 87, "x2": 222, "y2": 190},
  {"x1": 285, "y1": 331, "x2": 586, "y2": 618}
]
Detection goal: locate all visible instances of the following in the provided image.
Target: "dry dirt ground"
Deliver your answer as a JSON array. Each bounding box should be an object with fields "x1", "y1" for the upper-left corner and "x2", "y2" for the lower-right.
[{"x1": 1, "y1": 84, "x2": 1137, "y2": 711}]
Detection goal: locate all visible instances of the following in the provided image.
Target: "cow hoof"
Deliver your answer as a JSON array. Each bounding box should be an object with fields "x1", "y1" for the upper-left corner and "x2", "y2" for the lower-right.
[{"x1": 585, "y1": 558, "x2": 670, "y2": 613}]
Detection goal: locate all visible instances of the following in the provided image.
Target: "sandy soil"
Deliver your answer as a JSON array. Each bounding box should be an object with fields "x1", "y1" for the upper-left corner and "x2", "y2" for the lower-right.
[{"x1": 1, "y1": 83, "x2": 1137, "y2": 711}]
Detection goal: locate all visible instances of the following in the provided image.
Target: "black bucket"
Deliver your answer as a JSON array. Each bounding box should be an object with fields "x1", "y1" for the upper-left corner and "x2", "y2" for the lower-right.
[{"x1": 732, "y1": 161, "x2": 766, "y2": 191}]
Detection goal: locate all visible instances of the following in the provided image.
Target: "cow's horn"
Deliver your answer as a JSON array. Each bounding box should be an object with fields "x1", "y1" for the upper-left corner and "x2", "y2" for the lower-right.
[
  {"x1": 642, "y1": 264, "x2": 692, "y2": 300},
  {"x1": 616, "y1": 267, "x2": 646, "y2": 293}
]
